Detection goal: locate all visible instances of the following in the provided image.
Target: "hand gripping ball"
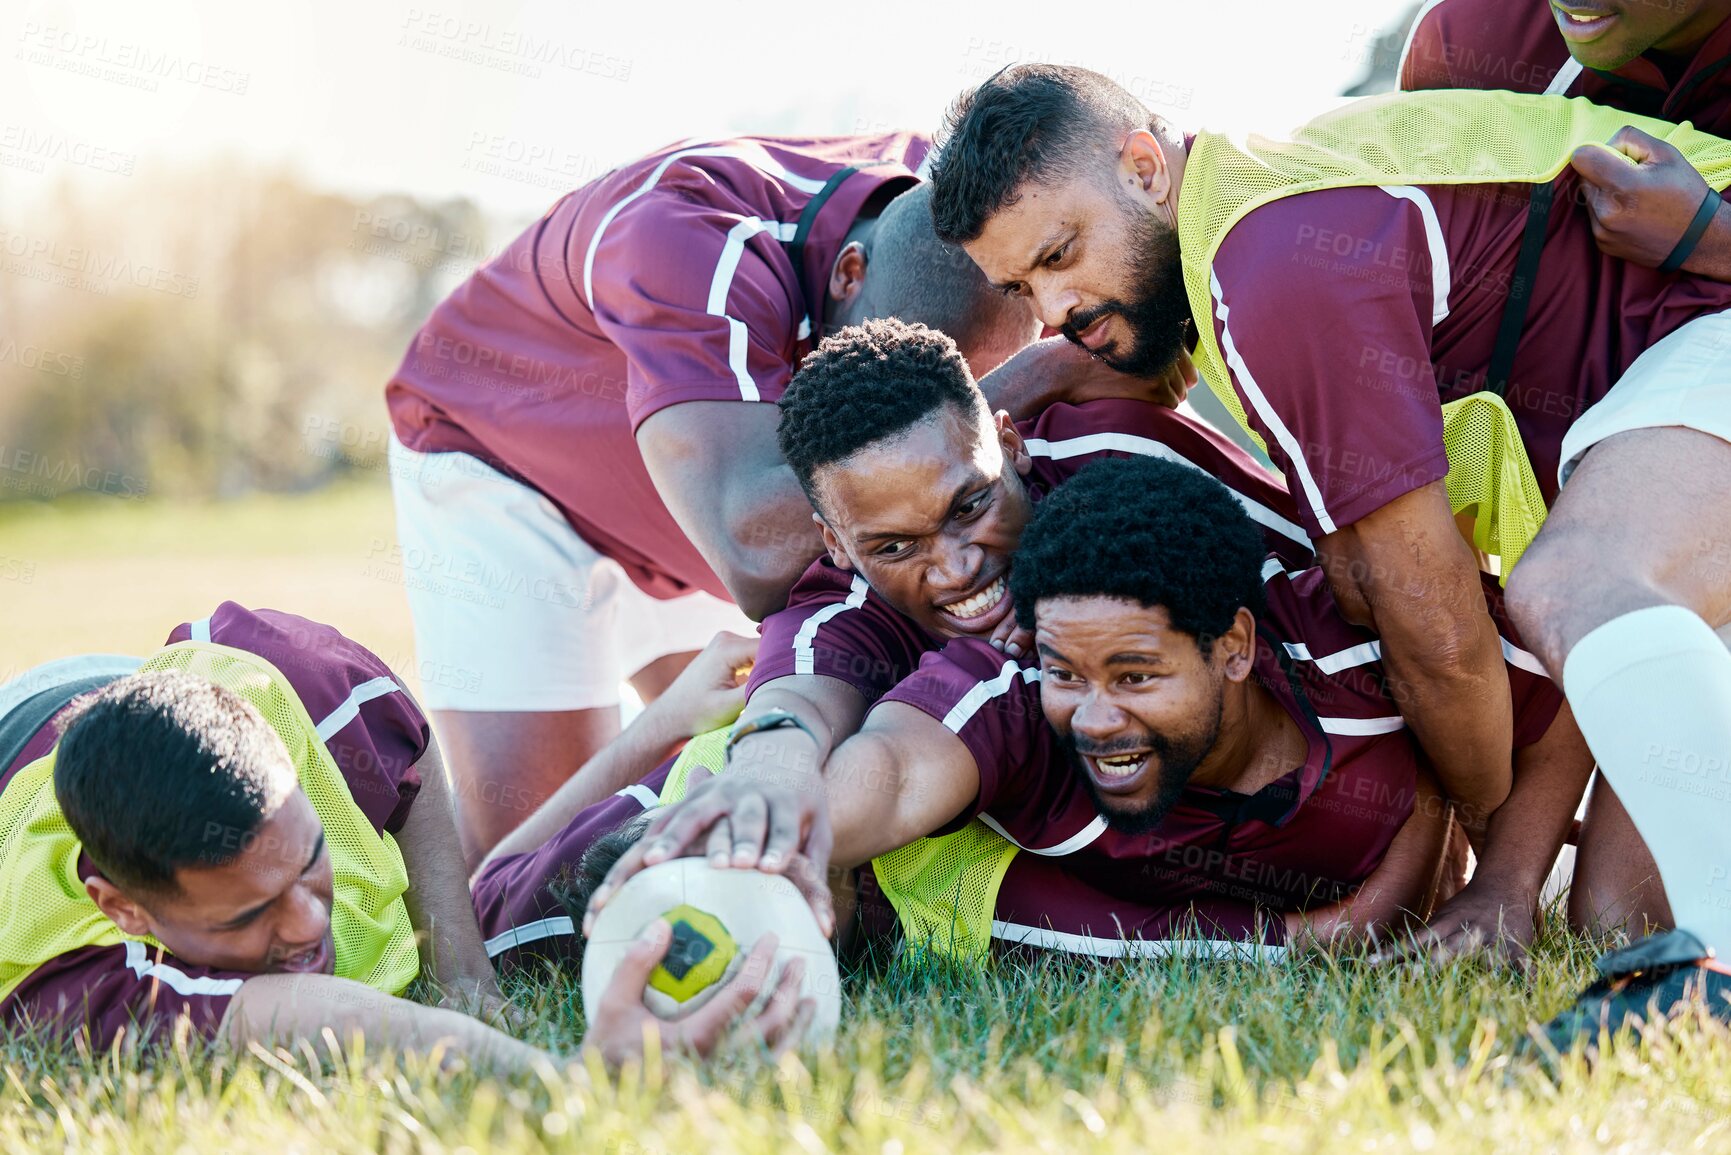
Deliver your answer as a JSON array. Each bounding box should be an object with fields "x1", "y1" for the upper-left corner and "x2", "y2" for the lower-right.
[
  {"x1": 585, "y1": 858, "x2": 841, "y2": 1038},
  {"x1": 581, "y1": 858, "x2": 841, "y2": 1042}
]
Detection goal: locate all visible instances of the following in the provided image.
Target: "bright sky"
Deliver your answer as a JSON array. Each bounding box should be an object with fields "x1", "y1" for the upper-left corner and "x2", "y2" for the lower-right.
[{"x1": 2, "y1": 0, "x2": 1419, "y2": 219}]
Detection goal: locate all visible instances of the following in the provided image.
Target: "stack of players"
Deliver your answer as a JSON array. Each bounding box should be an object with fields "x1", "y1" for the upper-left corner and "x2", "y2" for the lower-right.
[{"x1": 7, "y1": 0, "x2": 1731, "y2": 1067}]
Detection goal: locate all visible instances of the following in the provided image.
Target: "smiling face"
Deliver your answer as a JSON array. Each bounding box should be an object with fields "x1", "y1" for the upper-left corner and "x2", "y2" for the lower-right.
[
  {"x1": 811, "y1": 400, "x2": 1035, "y2": 640},
  {"x1": 1035, "y1": 596, "x2": 1256, "y2": 835},
  {"x1": 960, "y1": 149, "x2": 1192, "y2": 378},
  {"x1": 1550, "y1": 0, "x2": 1731, "y2": 70},
  {"x1": 86, "y1": 788, "x2": 337, "y2": 975}
]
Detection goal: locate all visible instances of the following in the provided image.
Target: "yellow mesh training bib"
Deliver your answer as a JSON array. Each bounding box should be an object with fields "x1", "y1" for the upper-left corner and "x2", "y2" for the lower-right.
[
  {"x1": 1179, "y1": 89, "x2": 1731, "y2": 578},
  {"x1": 658, "y1": 726, "x2": 1015, "y2": 962},
  {"x1": 0, "y1": 641, "x2": 421, "y2": 1002}
]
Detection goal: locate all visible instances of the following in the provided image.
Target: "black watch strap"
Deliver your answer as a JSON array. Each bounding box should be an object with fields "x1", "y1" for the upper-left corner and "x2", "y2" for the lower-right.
[{"x1": 724, "y1": 709, "x2": 819, "y2": 761}]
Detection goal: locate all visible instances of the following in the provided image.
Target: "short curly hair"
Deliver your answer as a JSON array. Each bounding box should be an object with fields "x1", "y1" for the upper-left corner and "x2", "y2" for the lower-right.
[
  {"x1": 778, "y1": 318, "x2": 985, "y2": 507},
  {"x1": 1008, "y1": 456, "x2": 1266, "y2": 646}
]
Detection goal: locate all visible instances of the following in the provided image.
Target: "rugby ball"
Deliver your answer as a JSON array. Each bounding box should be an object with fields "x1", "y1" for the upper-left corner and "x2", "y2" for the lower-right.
[{"x1": 580, "y1": 858, "x2": 841, "y2": 1043}]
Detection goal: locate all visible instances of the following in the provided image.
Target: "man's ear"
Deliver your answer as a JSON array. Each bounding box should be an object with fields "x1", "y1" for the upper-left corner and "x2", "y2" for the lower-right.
[
  {"x1": 1216, "y1": 607, "x2": 1258, "y2": 683},
  {"x1": 996, "y1": 411, "x2": 1033, "y2": 477},
  {"x1": 1119, "y1": 128, "x2": 1173, "y2": 209},
  {"x1": 827, "y1": 241, "x2": 869, "y2": 314},
  {"x1": 85, "y1": 875, "x2": 155, "y2": 938},
  {"x1": 814, "y1": 511, "x2": 855, "y2": 572}
]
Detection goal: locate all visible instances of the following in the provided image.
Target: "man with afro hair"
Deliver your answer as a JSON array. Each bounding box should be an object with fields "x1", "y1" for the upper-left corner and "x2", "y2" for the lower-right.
[{"x1": 592, "y1": 456, "x2": 1589, "y2": 956}]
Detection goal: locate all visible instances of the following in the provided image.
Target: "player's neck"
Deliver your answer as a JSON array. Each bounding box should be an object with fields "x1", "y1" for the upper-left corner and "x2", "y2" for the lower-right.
[{"x1": 1192, "y1": 678, "x2": 1305, "y2": 795}]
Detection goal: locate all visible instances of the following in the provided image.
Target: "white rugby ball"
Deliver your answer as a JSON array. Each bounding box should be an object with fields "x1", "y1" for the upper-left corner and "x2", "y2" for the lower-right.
[{"x1": 581, "y1": 858, "x2": 841, "y2": 1043}]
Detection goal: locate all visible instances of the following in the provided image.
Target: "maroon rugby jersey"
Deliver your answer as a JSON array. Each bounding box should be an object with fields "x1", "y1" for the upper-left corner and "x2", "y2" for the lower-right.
[
  {"x1": 1206, "y1": 165, "x2": 1731, "y2": 533},
  {"x1": 0, "y1": 604, "x2": 429, "y2": 1048},
  {"x1": 875, "y1": 566, "x2": 1562, "y2": 941},
  {"x1": 386, "y1": 134, "x2": 931, "y2": 601},
  {"x1": 1401, "y1": 0, "x2": 1731, "y2": 133},
  {"x1": 746, "y1": 399, "x2": 1314, "y2": 705}
]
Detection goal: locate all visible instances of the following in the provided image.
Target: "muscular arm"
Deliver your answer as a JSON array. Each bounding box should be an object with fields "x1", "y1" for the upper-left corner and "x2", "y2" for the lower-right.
[
  {"x1": 225, "y1": 974, "x2": 548, "y2": 1072},
  {"x1": 825, "y1": 703, "x2": 983, "y2": 869},
  {"x1": 393, "y1": 734, "x2": 505, "y2": 1007},
  {"x1": 1317, "y1": 480, "x2": 1513, "y2": 825},
  {"x1": 721, "y1": 674, "x2": 869, "y2": 793},
  {"x1": 1286, "y1": 767, "x2": 1452, "y2": 947},
  {"x1": 637, "y1": 401, "x2": 820, "y2": 620}
]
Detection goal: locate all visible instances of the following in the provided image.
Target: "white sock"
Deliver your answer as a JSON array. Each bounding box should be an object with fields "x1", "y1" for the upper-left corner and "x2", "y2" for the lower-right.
[{"x1": 1564, "y1": 605, "x2": 1731, "y2": 954}]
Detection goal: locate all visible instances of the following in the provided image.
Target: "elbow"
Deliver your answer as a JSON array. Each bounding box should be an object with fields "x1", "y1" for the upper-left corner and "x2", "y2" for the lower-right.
[{"x1": 711, "y1": 533, "x2": 812, "y2": 621}]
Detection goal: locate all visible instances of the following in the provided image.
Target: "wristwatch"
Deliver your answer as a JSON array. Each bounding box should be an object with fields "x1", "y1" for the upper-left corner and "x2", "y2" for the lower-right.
[{"x1": 724, "y1": 708, "x2": 819, "y2": 763}]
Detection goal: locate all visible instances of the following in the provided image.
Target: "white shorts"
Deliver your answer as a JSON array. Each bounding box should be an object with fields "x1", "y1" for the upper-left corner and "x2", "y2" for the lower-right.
[
  {"x1": 387, "y1": 437, "x2": 754, "y2": 712},
  {"x1": 1560, "y1": 309, "x2": 1731, "y2": 486}
]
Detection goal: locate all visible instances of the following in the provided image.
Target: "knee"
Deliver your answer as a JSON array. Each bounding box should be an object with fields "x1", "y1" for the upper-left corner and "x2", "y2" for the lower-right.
[{"x1": 1505, "y1": 539, "x2": 1589, "y2": 675}]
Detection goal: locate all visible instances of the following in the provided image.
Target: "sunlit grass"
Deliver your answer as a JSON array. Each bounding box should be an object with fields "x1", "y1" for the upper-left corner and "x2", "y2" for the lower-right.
[{"x1": 3, "y1": 922, "x2": 1730, "y2": 1153}]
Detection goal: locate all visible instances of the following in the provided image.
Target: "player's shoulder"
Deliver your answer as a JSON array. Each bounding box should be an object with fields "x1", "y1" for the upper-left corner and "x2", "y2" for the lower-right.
[
  {"x1": 169, "y1": 603, "x2": 407, "y2": 722},
  {"x1": 1399, "y1": 0, "x2": 1567, "y2": 92}
]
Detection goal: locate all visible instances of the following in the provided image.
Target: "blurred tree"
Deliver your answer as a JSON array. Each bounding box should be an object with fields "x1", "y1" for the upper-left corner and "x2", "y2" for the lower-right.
[{"x1": 0, "y1": 162, "x2": 500, "y2": 501}]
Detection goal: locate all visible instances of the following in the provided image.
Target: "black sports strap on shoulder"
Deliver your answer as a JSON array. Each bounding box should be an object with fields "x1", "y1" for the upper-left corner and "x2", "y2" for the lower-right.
[
  {"x1": 784, "y1": 166, "x2": 858, "y2": 309},
  {"x1": 0, "y1": 675, "x2": 120, "y2": 776},
  {"x1": 1485, "y1": 181, "x2": 1556, "y2": 399}
]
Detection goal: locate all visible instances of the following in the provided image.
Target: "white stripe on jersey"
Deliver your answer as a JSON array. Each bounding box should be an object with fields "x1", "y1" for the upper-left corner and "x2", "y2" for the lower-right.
[
  {"x1": 1023, "y1": 432, "x2": 1311, "y2": 550},
  {"x1": 1318, "y1": 714, "x2": 1407, "y2": 736},
  {"x1": 615, "y1": 783, "x2": 660, "y2": 809},
  {"x1": 581, "y1": 143, "x2": 827, "y2": 305},
  {"x1": 1210, "y1": 270, "x2": 1338, "y2": 535},
  {"x1": 709, "y1": 217, "x2": 801, "y2": 401},
  {"x1": 990, "y1": 920, "x2": 1288, "y2": 961},
  {"x1": 1283, "y1": 639, "x2": 1384, "y2": 675},
  {"x1": 941, "y1": 658, "x2": 1040, "y2": 732},
  {"x1": 1395, "y1": 0, "x2": 1450, "y2": 84},
  {"x1": 793, "y1": 574, "x2": 871, "y2": 677},
  {"x1": 977, "y1": 812, "x2": 1108, "y2": 858},
  {"x1": 123, "y1": 941, "x2": 244, "y2": 997},
  {"x1": 1545, "y1": 57, "x2": 1585, "y2": 95},
  {"x1": 483, "y1": 917, "x2": 576, "y2": 959},
  {"x1": 1378, "y1": 187, "x2": 1451, "y2": 325},
  {"x1": 315, "y1": 676, "x2": 405, "y2": 742}
]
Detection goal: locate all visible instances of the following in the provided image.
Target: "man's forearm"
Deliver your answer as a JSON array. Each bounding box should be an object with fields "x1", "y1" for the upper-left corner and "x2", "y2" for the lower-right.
[
  {"x1": 1378, "y1": 611, "x2": 1514, "y2": 827},
  {"x1": 1682, "y1": 200, "x2": 1731, "y2": 282},
  {"x1": 224, "y1": 974, "x2": 548, "y2": 1073},
  {"x1": 1463, "y1": 703, "x2": 1595, "y2": 908},
  {"x1": 395, "y1": 741, "x2": 500, "y2": 989}
]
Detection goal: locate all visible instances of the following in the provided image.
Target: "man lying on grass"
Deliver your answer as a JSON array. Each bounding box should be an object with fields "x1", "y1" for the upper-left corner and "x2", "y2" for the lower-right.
[
  {"x1": 0, "y1": 606, "x2": 805, "y2": 1069},
  {"x1": 587, "y1": 454, "x2": 1590, "y2": 956}
]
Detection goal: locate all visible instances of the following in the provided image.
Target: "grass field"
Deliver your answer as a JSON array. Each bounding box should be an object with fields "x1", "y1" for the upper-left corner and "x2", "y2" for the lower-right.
[{"x1": 1, "y1": 486, "x2": 1727, "y2": 1153}]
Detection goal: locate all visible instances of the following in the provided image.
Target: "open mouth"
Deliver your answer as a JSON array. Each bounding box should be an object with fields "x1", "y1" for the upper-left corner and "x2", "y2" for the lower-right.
[
  {"x1": 1553, "y1": 4, "x2": 1617, "y2": 41},
  {"x1": 1073, "y1": 314, "x2": 1113, "y2": 352},
  {"x1": 935, "y1": 573, "x2": 1012, "y2": 634},
  {"x1": 274, "y1": 936, "x2": 332, "y2": 975},
  {"x1": 1082, "y1": 750, "x2": 1152, "y2": 795}
]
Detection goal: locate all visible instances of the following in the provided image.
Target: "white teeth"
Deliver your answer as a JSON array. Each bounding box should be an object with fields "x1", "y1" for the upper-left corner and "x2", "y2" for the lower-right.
[
  {"x1": 943, "y1": 576, "x2": 1006, "y2": 621},
  {"x1": 1094, "y1": 754, "x2": 1147, "y2": 778},
  {"x1": 1565, "y1": 10, "x2": 1599, "y2": 21}
]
